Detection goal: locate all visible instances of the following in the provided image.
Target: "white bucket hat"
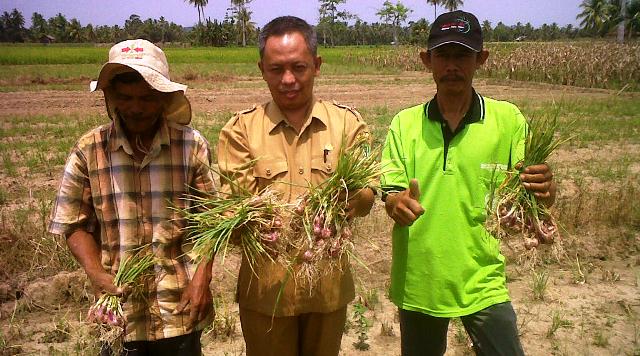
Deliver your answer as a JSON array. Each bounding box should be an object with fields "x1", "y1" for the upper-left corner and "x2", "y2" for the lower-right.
[{"x1": 90, "y1": 39, "x2": 191, "y2": 125}]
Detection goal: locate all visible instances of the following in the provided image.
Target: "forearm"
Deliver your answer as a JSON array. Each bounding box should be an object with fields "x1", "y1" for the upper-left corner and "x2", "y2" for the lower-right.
[
  {"x1": 67, "y1": 229, "x2": 104, "y2": 277},
  {"x1": 193, "y1": 259, "x2": 214, "y2": 282}
]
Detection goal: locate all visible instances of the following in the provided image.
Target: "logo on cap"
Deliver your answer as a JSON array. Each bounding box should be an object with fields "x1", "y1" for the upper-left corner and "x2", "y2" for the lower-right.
[
  {"x1": 120, "y1": 43, "x2": 145, "y2": 59},
  {"x1": 440, "y1": 18, "x2": 471, "y2": 34}
]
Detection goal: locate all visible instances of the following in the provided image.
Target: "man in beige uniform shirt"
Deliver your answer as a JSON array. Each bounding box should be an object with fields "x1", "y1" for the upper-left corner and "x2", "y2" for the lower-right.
[{"x1": 217, "y1": 16, "x2": 375, "y2": 356}]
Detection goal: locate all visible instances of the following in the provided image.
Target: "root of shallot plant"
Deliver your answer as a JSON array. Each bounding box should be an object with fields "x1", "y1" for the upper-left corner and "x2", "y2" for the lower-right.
[{"x1": 486, "y1": 110, "x2": 568, "y2": 250}]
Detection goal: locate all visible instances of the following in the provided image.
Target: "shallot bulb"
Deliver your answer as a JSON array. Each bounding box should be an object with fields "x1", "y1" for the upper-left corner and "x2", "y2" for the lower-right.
[{"x1": 302, "y1": 250, "x2": 314, "y2": 262}]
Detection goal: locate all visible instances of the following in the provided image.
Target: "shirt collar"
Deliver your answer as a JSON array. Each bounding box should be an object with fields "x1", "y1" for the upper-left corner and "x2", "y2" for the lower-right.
[
  {"x1": 108, "y1": 114, "x2": 170, "y2": 154},
  {"x1": 265, "y1": 97, "x2": 328, "y2": 134},
  {"x1": 425, "y1": 88, "x2": 485, "y2": 126}
]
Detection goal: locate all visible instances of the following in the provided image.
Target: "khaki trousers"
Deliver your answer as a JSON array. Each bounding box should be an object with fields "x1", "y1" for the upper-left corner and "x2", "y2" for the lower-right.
[{"x1": 239, "y1": 306, "x2": 348, "y2": 356}]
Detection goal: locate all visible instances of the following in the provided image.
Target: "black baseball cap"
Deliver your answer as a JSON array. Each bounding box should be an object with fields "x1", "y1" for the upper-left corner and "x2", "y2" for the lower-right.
[{"x1": 427, "y1": 10, "x2": 483, "y2": 52}]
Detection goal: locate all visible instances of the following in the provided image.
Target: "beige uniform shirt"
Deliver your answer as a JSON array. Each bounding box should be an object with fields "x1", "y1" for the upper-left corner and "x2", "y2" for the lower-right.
[{"x1": 217, "y1": 98, "x2": 368, "y2": 316}]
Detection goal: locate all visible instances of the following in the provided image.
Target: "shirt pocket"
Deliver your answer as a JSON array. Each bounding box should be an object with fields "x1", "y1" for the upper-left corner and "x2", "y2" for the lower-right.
[
  {"x1": 310, "y1": 156, "x2": 335, "y2": 185},
  {"x1": 253, "y1": 158, "x2": 289, "y2": 191}
]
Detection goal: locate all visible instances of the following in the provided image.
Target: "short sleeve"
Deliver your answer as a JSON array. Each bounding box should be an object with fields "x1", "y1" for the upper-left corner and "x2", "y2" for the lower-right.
[
  {"x1": 510, "y1": 106, "x2": 527, "y2": 168},
  {"x1": 381, "y1": 115, "x2": 409, "y2": 194},
  {"x1": 190, "y1": 132, "x2": 217, "y2": 195},
  {"x1": 217, "y1": 115, "x2": 256, "y2": 194},
  {"x1": 48, "y1": 146, "x2": 96, "y2": 237}
]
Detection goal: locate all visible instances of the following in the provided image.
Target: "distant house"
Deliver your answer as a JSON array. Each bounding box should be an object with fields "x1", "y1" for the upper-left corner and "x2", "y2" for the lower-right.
[
  {"x1": 515, "y1": 35, "x2": 527, "y2": 42},
  {"x1": 40, "y1": 35, "x2": 55, "y2": 44}
]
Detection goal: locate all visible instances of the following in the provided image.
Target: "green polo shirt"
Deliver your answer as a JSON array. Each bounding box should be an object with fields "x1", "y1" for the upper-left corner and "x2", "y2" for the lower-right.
[{"x1": 381, "y1": 91, "x2": 527, "y2": 317}]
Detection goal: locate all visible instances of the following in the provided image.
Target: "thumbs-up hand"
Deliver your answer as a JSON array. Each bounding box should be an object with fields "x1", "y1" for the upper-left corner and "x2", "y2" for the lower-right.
[
  {"x1": 409, "y1": 179, "x2": 421, "y2": 200},
  {"x1": 384, "y1": 178, "x2": 425, "y2": 226}
]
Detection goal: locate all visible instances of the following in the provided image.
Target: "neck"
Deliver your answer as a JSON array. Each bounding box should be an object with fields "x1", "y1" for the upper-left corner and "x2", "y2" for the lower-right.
[
  {"x1": 123, "y1": 119, "x2": 162, "y2": 157},
  {"x1": 436, "y1": 87, "x2": 473, "y2": 131},
  {"x1": 281, "y1": 101, "x2": 313, "y2": 132}
]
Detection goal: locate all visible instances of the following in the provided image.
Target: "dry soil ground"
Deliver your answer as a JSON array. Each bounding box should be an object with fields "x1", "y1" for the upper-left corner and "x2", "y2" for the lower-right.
[{"x1": 0, "y1": 72, "x2": 638, "y2": 356}]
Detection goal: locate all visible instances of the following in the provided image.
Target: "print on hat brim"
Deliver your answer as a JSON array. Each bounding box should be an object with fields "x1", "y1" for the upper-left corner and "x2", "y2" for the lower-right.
[
  {"x1": 90, "y1": 63, "x2": 187, "y2": 93},
  {"x1": 428, "y1": 40, "x2": 481, "y2": 52}
]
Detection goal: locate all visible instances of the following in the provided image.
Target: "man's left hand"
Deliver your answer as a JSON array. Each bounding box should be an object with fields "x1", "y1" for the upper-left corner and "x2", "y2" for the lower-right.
[
  {"x1": 520, "y1": 163, "x2": 556, "y2": 206},
  {"x1": 173, "y1": 261, "x2": 214, "y2": 329},
  {"x1": 343, "y1": 187, "x2": 375, "y2": 220}
]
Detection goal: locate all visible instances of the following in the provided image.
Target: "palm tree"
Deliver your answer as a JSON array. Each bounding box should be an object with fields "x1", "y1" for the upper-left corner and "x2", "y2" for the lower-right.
[
  {"x1": 629, "y1": 0, "x2": 640, "y2": 38},
  {"x1": 441, "y1": 0, "x2": 463, "y2": 11},
  {"x1": 377, "y1": 0, "x2": 413, "y2": 44},
  {"x1": 481, "y1": 19, "x2": 492, "y2": 40},
  {"x1": 67, "y1": 18, "x2": 83, "y2": 42},
  {"x1": 426, "y1": 0, "x2": 440, "y2": 20},
  {"x1": 49, "y1": 13, "x2": 69, "y2": 42},
  {"x1": 231, "y1": 0, "x2": 254, "y2": 46},
  {"x1": 318, "y1": 0, "x2": 352, "y2": 47},
  {"x1": 186, "y1": 0, "x2": 209, "y2": 25},
  {"x1": 577, "y1": 0, "x2": 614, "y2": 36},
  {"x1": 30, "y1": 12, "x2": 48, "y2": 40}
]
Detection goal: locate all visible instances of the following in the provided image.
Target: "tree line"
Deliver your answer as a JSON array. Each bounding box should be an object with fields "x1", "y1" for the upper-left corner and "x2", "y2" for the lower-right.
[{"x1": 1, "y1": 0, "x2": 639, "y2": 45}]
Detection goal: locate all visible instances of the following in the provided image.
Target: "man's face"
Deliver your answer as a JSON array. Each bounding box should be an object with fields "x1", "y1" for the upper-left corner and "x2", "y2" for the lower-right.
[
  {"x1": 259, "y1": 32, "x2": 321, "y2": 112},
  {"x1": 110, "y1": 80, "x2": 165, "y2": 135},
  {"x1": 421, "y1": 44, "x2": 489, "y2": 94}
]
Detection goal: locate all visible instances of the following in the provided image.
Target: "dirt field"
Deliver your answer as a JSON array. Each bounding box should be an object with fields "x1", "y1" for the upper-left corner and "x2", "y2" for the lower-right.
[
  {"x1": 0, "y1": 72, "x2": 638, "y2": 355},
  {"x1": 0, "y1": 73, "x2": 616, "y2": 117}
]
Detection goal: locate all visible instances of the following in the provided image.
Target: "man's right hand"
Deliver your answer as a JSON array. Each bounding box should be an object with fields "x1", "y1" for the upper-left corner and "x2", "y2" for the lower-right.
[
  {"x1": 384, "y1": 179, "x2": 425, "y2": 226},
  {"x1": 86, "y1": 268, "x2": 125, "y2": 297},
  {"x1": 66, "y1": 229, "x2": 127, "y2": 298}
]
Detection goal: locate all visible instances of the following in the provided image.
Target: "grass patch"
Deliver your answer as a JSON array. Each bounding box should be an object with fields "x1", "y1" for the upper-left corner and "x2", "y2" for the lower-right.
[
  {"x1": 516, "y1": 96, "x2": 640, "y2": 147},
  {"x1": 357, "y1": 105, "x2": 397, "y2": 147},
  {"x1": 0, "y1": 45, "x2": 403, "y2": 91}
]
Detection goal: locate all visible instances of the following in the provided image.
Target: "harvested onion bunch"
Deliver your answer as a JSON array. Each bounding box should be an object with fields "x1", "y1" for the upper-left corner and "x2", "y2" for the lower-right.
[
  {"x1": 88, "y1": 248, "x2": 155, "y2": 351},
  {"x1": 487, "y1": 111, "x2": 566, "y2": 249},
  {"x1": 179, "y1": 187, "x2": 290, "y2": 273},
  {"x1": 293, "y1": 132, "x2": 381, "y2": 278}
]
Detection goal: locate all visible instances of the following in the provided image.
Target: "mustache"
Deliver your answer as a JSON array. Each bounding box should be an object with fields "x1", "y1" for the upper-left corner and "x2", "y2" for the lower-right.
[
  {"x1": 117, "y1": 111, "x2": 157, "y2": 121},
  {"x1": 440, "y1": 74, "x2": 464, "y2": 82}
]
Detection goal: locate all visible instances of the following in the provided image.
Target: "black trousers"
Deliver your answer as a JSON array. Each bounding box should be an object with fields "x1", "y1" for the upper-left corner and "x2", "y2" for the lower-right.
[
  {"x1": 399, "y1": 302, "x2": 525, "y2": 356},
  {"x1": 100, "y1": 331, "x2": 202, "y2": 356}
]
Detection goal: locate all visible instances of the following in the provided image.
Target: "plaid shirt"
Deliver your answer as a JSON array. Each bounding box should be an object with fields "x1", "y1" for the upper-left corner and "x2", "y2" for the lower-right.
[{"x1": 49, "y1": 115, "x2": 216, "y2": 342}]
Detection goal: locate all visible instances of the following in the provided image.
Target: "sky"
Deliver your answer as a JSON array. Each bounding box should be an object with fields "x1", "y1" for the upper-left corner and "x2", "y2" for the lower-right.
[{"x1": 3, "y1": 0, "x2": 584, "y2": 29}]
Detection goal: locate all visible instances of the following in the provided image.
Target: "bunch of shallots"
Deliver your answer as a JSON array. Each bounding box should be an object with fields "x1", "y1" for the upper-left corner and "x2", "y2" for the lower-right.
[
  {"x1": 179, "y1": 186, "x2": 290, "y2": 273},
  {"x1": 87, "y1": 293, "x2": 126, "y2": 327},
  {"x1": 293, "y1": 132, "x2": 380, "y2": 275},
  {"x1": 487, "y1": 111, "x2": 566, "y2": 250},
  {"x1": 87, "y1": 249, "x2": 154, "y2": 351}
]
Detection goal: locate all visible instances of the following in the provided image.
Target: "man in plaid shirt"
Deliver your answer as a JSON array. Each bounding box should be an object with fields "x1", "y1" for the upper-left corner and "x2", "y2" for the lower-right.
[{"x1": 48, "y1": 39, "x2": 216, "y2": 355}]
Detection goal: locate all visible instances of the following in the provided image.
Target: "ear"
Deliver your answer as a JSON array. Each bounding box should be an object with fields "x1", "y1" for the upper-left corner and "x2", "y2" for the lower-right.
[
  {"x1": 314, "y1": 56, "x2": 322, "y2": 76},
  {"x1": 258, "y1": 60, "x2": 264, "y2": 75},
  {"x1": 258, "y1": 60, "x2": 267, "y2": 81},
  {"x1": 476, "y1": 50, "x2": 489, "y2": 66},
  {"x1": 419, "y1": 51, "x2": 431, "y2": 69}
]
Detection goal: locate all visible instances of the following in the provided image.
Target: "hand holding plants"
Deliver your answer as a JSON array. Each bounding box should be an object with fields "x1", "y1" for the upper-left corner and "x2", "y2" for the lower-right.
[
  {"x1": 519, "y1": 163, "x2": 556, "y2": 205},
  {"x1": 487, "y1": 111, "x2": 567, "y2": 250},
  {"x1": 340, "y1": 187, "x2": 375, "y2": 220},
  {"x1": 87, "y1": 250, "x2": 154, "y2": 327},
  {"x1": 86, "y1": 268, "x2": 128, "y2": 298}
]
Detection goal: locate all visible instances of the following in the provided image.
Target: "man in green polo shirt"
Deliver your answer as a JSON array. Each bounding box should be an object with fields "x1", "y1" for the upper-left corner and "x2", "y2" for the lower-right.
[{"x1": 380, "y1": 10, "x2": 556, "y2": 356}]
